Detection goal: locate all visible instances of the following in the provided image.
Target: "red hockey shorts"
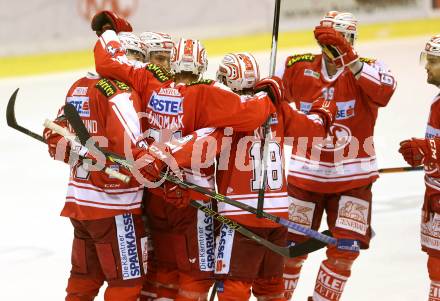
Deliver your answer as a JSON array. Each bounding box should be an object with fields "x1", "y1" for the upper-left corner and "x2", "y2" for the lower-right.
[{"x1": 287, "y1": 184, "x2": 373, "y2": 248}]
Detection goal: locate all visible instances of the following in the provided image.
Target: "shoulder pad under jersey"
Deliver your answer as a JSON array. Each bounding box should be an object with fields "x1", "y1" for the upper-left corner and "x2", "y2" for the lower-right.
[
  {"x1": 95, "y1": 78, "x2": 117, "y2": 98},
  {"x1": 286, "y1": 53, "x2": 316, "y2": 68},
  {"x1": 186, "y1": 79, "x2": 214, "y2": 86},
  {"x1": 145, "y1": 63, "x2": 172, "y2": 82},
  {"x1": 359, "y1": 57, "x2": 377, "y2": 65}
]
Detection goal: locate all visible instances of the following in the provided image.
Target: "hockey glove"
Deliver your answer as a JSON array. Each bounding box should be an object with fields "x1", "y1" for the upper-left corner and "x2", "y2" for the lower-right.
[
  {"x1": 43, "y1": 117, "x2": 71, "y2": 163},
  {"x1": 91, "y1": 10, "x2": 133, "y2": 36},
  {"x1": 163, "y1": 182, "x2": 191, "y2": 208},
  {"x1": 399, "y1": 138, "x2": 440, "y2": 167},
  {"x1": 308, "y1": 97, "x2": 337, "y2": 131},
  {"x1": 314, "y1": 25, "x2": 359, "y2": 68},
  {"x1": 254, "y1": 76, "x2": 284, "y2": 105}
]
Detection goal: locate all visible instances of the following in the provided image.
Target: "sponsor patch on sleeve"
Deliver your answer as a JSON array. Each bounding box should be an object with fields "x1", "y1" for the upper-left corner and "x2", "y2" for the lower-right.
[
  {"x1": 146, "y1": 63, "x2": 172, "y2": 82},
  {"x1": 286, "y1": 53, "x2": 315, "y2": 68},
  {"x1": 96, "y1": 78, "x2": 117, "y2": 98}
]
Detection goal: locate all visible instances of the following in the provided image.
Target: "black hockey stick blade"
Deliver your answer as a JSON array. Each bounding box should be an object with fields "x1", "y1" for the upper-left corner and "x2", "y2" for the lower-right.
[
  {"x1": 63, "y1": 103, "x2": 89, "y2": 146},
  {"x1": 289, "y1": 230, "x2": 331, "y2": 257},
  {"x1": 6, "y1": 88, "x2": 45, "y2": 143}
]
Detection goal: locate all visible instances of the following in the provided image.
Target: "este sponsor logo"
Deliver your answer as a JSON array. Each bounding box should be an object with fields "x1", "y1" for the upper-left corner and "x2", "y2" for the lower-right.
[
  {"x1": 335, "y1": 100, "x2": 355, "y2": 120},
  {"x1": 66, "y1": 96, "x2": 90, "y2": 117},
  {"x1": 148, "y1": 92, "x2": 183, "y2": 115},
  {"x1": 116, "y1": 213, "x2": 141, "y2": 280}
]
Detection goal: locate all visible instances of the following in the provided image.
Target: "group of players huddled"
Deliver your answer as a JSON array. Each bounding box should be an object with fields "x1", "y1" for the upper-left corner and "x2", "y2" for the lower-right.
[{"x1": 41, "y1": 8, "x2": 440, "y2": 301}]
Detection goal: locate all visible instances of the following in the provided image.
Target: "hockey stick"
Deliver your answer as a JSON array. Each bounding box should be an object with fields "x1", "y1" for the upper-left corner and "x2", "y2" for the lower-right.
[
  {"x1": 7, "y1": 88, "x2": 45, "y2": 143},
  {"x1": 257, "y1": 0, "x2": 282, "y2": 218},
  {"x1": 6, "y1": 88, "x2": 129, "y2": 183},
  {"x1": 63, "y1": 103, "x2": 336, "y2": 246},
  {"x1": 379, "y1": 166, "x2": 423, "y2": 174},
  {"x1": 61, "y1": 104, "x2": 330, "y2": 257}
]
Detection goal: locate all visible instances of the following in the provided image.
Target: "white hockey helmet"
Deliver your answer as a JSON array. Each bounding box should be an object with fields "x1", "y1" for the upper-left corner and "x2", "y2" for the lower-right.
[
  {"x1": 216, "y1": 52, "x2": 260, "y2": 92},
  {"x1": 139, "y1": 31, "x2": 174, "y2": 58},
  {"x1": 118, "y1": 32, "x2": 146, "y2": 62},
  {"x1": 421, "y1": 34, "x2": 440, "y2": 66},
  {"x1": 320, "y1": 11, "x2": 358, "y2": 45},
  {"x1": 171, "y1": 38, "x2": 208, "y2": 77}
]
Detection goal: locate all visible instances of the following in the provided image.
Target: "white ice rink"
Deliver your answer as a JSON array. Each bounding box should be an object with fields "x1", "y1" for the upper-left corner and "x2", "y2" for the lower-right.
[{"x1": 0, "y1": 35, "x2": 437, "y2": 300}]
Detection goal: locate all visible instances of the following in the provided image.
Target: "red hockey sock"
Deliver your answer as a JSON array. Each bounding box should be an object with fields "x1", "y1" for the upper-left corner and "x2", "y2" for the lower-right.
[
  {"x1": 175, "y1": 273, "x2": 212, "y2": 301},
  {"x1": 65, "y1": 277, "x2": 103, "y2": 301},
  {"x1": 312, "y1": 261, "x2": 348, "y2": 301},
  {"x1": 283, "y1": 264, "x2": 302, "y2": 300},
  {"x1": 104, "y1": 284, "x2": 142, "y2": 301},
  {"x1": 217, "y1": 279, "x2": 252, "y2": 301}
]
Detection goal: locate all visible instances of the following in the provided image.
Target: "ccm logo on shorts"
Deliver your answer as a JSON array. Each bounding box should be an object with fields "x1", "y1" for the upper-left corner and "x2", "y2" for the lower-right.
[{"x1": 115, "y1": 213, "x2": 141, "y2": 280}]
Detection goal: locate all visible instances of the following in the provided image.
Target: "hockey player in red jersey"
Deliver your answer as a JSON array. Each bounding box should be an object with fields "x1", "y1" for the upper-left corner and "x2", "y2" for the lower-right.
[
  {"x1": 140, "y1": 31, "x2": 174, "y2": 71},
  {"x1": 210, "y1": 52, "x2": 337, "y2": 301},
  {"x1": 89, "y1": 11, "x2": 280, "y2": 300},
  {"x1": 399, "y1": 34, "x2": 440, "y2": 301},
  {"x1": 43, "y1": 29, "x2": 151, "y2": 301},
  {"x1": 278, "y1": 11, "x2": 396, "y2": 300}
]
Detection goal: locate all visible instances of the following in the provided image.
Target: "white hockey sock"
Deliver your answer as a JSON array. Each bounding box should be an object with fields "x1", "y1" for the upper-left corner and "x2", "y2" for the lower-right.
[
  {"x1": 283, "y1": 271, "x2": 301, "y2": 300},
  {"x1": 312, "y1": 262, "x2": 348, "y2": 301}
]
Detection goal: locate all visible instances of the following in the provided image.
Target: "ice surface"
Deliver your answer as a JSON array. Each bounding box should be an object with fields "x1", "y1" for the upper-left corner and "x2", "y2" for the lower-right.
[{"x1": 0, "y1": 36, "x2": 434, "y2": 300}]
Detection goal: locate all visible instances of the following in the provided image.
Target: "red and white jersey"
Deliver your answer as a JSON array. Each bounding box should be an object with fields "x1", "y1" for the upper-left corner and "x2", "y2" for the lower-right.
[
  {"x1": 94, "y1": 31, "x2": 277, "y2": 189},
  {"x1": 60, "y1": 72, "x2": 144, "y2": 220},
  {"x1": 424, "y1": 94, "x2": 440, "y2": 196},
  {"x1": 281, "y1": 53, "x2": 396, "y2": 193},
  {"x1": 215, "y1": 101, "x2": 332, "y2": 228}
]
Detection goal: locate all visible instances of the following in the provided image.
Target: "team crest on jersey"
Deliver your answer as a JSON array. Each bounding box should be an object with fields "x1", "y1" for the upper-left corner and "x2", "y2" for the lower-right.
[
  {"x1": 421, "y1": 212, "x2": 440, "y2": 251},
  {"x1": 304, "y1": 69, "x2": 320, "y2": 79},
  {"x1": 335, "y1": 100, "x2": 355, "y2": 120},
  {"x1": 336, "y1": 196, "x2": 369, "y2": 235},
  {"x1": 314, "y1": 123, "x2": 352, "y2": 152},
  {"x1": 72, "y1": 86, "x2": 88, "y2": 96},
  {"x1": 288, "y1": 197, "x2": 315, "y2": 235},
  {"x1": 148, "y1": 91, "x2": 183, "y2": 115},
  {"x1": 96, "y1": 78, "x2": 117, "y2": 98},
  {"x1": 286, "y1": 53, "x2": 315, "y2": 68},
  {"x1": 66, "y1": 96, "x2": 90, "y2": 117}
]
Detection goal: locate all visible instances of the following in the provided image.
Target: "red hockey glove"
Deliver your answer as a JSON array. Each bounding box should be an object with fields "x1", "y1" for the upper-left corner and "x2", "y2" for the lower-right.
[
  {"x1": 254, "y1": 76, "x2": 284, "y2": 105},
  {"x1": 43, "y1": 118, "x2": 71, "y2": 163},
  {"x1": 133, "y1": 146, "x2": 169, "y2": 185},
  {"x1": 314, "y1": 25, "x2": 359, "y2": 68},
  {"x1": 163, "y1": 182, "x2": 191, "y2": 208},
  {"x1": 91, "y1": 10, "x2": 133, "y2": 36},
  {"x1": 308, "y1": 97, "x2": 337, "y2": 131},
  {"x1": 398, "y1": 138, "x2": 440, "y2": 167}
]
